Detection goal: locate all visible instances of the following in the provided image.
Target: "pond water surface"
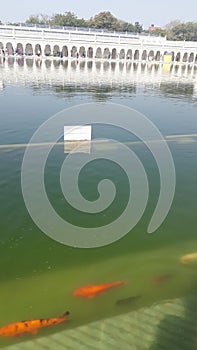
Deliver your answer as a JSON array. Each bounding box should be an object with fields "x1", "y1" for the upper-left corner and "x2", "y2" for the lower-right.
[{"x1": 0, "y1": 57, "x2": 197, "y2": 347}]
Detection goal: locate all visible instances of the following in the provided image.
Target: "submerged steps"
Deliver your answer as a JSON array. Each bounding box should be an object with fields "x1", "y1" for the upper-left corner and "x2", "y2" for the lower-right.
[{"x1": 2, "y1": 295, "x2": 197, "y2": 350}]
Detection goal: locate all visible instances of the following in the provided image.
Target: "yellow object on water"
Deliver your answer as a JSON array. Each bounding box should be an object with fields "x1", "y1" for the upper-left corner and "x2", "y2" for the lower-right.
[{"x1": 180, "y1": 252, "x2": 197, "y2": 264}]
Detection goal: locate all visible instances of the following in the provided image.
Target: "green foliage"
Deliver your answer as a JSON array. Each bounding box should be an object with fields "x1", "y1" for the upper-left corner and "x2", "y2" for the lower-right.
[
  {"x1": 26, "y1": 14, "x2": 50, "y2": 25},
  {"x1": 133, "y1": 22, "x2": 143, "y2": 33},
  {"x1": 120, "y1": 22, "x2": 135, "y2": 32},
  {"x1": 7, "y1": 11, "x2": 197, "y2": 41},
  {"x1": 25, "y1": 10, "x2": 143, "y2": 33},
  {"x1": 166, "y1": 22, "x2": 197, "y2": 41},
  {"x1": 149, "y1": 28, "x2": 167, "y2": 37},
  {"x1": 50, "y1": 11, "x2": 84, "y2": 27},
  {"x1": 88, "y1": 11, "x2": 121, "y2": 31}
]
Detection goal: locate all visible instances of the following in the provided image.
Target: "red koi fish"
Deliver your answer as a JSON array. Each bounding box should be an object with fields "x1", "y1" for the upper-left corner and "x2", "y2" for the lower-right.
[
  {"x1": 73, "y1": 280, "x2": 126, "y2": 299},
  {"x1": 0, "y1": 311, "x2": 70, "y2": 337}
]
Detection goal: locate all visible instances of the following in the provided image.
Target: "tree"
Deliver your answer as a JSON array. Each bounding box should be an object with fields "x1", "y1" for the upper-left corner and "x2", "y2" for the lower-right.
[
  {"x1": 120, "y1": 21, "x2": 135, "y2": 32},
  {"x1": 166, "y1": 22, "x2": 197, "y2": 41},
  {"x1": 164, "y1": 20, "x2": 181, "y2": 31},
  {"x1": 149, "y1": 28, "x2": 166, "y2": 37},
  {"x1": 26, "y1": 14, "x2": 50, "y2": 25},
  {"x1": 133, "y1": 22, "x2": 143, "y2": 33},
  {"x1": 50, "y1": 12, "x2": 86, "y2": 27},
  {"x1": 88, "y1": 11, "x2": 121, "y2": 31},
  {"x1": 26, "y1": 15, "x2": 41, "y2": 24}
]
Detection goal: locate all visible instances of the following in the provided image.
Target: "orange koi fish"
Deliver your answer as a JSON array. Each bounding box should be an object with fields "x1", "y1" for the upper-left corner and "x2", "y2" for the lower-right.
[
  {"x1": 0, "y1": 311, "x2": 70, "y2": 337},
  {"x1": 180, "y1": 252, "x2": 197, "y2": 264},
  {"x1": 73, "y1": 280, "x2": 126, "y2": 299}
]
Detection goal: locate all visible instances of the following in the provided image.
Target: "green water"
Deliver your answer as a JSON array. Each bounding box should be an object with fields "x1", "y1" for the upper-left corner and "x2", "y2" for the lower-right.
[{"x1": 0, "y1": 59, "x2": 197, "y2": 347}]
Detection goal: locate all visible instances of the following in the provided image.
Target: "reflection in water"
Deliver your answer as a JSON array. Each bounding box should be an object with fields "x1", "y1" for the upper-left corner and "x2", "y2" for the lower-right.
[
  {"x1": 26, "y1": 58, "x2": 33, "y2": 67},
  {"x1": 45, "y1": 59, "x2": 52, "y2": 69},
  {"x1": 103, "y1": 61, "x2": 110, "y2": 71},
  {"x1": 95, "y1": 61, "x2": 101, "y2": 71},
  {"x1": 53, "y1": 60, "x2": 60, "y2": 68},
  {"x1": 126, "y1": 62, "x2": 131, "y2": 71},
  {"x1": 71, "y1": 60, "x2": 77, "y2": 70},
  {"x1": 0, "y1": 58, "x2": 197, "y2": 101},
  {"x1": 62, "y1": 60, "x2": 68, "y2": 69},
  {"x1": 87, "y1": 61, "x2": 93, "y2": 70},
  {"x1": 35, "y1": 59, "x2": 42, "y2": 68},
  {"x1": 79, "y1": 61, "x2": 85, "y2": 70},
  {"x1": 119, "y1": 62, "x2": 124, "y2": 71}
]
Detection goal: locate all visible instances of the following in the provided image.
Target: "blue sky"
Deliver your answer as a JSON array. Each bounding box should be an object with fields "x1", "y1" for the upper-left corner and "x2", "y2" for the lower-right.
[{"x1": 1, "y1": 0, "x2": 197, "y2": 29}]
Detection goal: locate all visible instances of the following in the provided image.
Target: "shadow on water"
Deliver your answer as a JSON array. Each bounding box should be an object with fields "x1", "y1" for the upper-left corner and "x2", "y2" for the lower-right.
[{"x1": 149, "y1": 292, "x2": 197, "y2": 350}]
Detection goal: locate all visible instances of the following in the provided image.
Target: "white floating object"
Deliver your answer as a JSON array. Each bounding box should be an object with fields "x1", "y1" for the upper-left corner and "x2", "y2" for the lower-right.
[{"x1": 64, "y1": 125, "x2": 91, "y2": 153}]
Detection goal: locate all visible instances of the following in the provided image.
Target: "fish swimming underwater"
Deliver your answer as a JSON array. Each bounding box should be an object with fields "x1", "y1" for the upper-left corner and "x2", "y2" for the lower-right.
[
  {"x1": 0, "y1": 311, "x2": 70, "y2": 337},
  {"x1": 73, "y1": 281, "x2": 126, "y2": 299},
  {"x1": 180, "y1": 252, "x2": 197, "y2": 264},
  {"x1": 116, "y1": 295, "x2": 141, "y2": 306}
]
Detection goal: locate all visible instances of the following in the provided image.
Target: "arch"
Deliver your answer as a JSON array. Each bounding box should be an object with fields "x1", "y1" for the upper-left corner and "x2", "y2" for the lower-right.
[
  {"x1": 6, "y1": 42, "x2": 14, "y2": 55},
  {"x1": 175, "y1": 52, "x2": 181, "y2": 62},
  {"x1": 126, "y1": 49, "x2": 132, "y2": 60},
  {"x1": 35, "y1": 44, "x2": 42, "y2": 56},
  {"x1": 95, "y1": 47, "x2": 102, "y2": 59},
  {"x1": 119, "y1": 49, "x2": 125, "y2": 59},
  {"x1": 134, "y1": 50, "x2": 139, "y2": 60},
  {"x1": 189, "y1": 52, "x2": 194, "y2": 63},
  {"x1": 44, "y1": 44, "x2": 51, "y2": 56},
  {"x1": 111, "y1": 48, "x2": 117, "y2": 60},
  {"x1": 155, "y1": 50, "x2": 161, "y2": 61},
  {"x1": 71, "y1": 46, "x2": 77, "y2": 58},
  {"x1": 87, "y1": 47, "x2": 93, "y2": 58},
  {"x1": 142, "y1": 50, "x2": 147, "y2": 61},
  {"x1": 62, "y1": 45, "x2": 68, "y2": 57},
  {"x1": 25, "y1": 43, "x2": 33, "y2": 56},
  {"x1": 0, "y1": 42, "x2": 3, "y2": 50},
  {"x1": 171, "y1": 51, "x2": 175, "y2": 62},
  {"x1": 182, "y1": 52, "x2": 188, "y2": 62},
  {"x1": 148, "y1": 50, "x2": 154, "y2": 61},
  {"x1": 79, "y1": 46, "x2": 86, "y2": 58},
  {"x1": 195, "y1": 54, "x2": 197, "y2": 63},
  {"x1": 53, "y1": 45, "x2": 60, "y2": 57},
  {"x1": 103, "y1": 48, "x2": 110, "y2": 59},
  {"x1": 16, "y1": 43, "x2": 23, "y2": 55}
]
